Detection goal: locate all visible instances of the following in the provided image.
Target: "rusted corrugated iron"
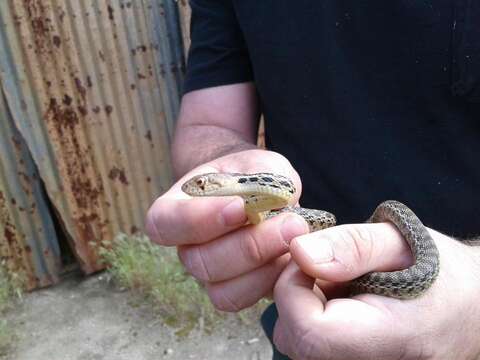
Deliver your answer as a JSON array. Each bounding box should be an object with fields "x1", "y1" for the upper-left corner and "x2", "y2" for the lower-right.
[
  {"x1": 0, "y1": 0, "x2": 184, "y2": 276},
  {"x1": 0, "y1": 90, "x2": 61, "y2": 290}
]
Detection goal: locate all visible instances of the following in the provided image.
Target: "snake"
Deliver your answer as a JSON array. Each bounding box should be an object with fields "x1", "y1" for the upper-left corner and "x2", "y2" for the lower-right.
[{"x1": 181, "y1": 172, "x2": 440, "y2": 299}]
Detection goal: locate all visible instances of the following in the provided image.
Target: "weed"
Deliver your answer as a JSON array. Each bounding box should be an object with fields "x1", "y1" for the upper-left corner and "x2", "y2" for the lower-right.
[
  {"x1": 0, "y1": 265, "x2": 23, "y2": 356},
  {"x1": 99, "y1": 234, "x2": 270, "y2": 336}
]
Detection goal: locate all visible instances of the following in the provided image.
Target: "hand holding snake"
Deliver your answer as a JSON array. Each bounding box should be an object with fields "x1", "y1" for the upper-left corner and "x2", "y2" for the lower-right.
[
  {"x1": 182, "y1": 172, "x2": 443, "y2": 299},
  {"x1": 147, "y1": 150, "x2": 480, "y2": 359}
]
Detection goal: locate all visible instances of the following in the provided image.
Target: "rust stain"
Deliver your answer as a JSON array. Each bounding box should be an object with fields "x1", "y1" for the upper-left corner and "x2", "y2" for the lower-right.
[
  {"x1": 78, "y1": 106, "x2": 87, "y2": 116},
  {"x1": 74, "y1": 77, "x2": 86, "y2": 101},
  {"x1": 47, "y1": 98, "x2": 79, "y2": 133},
  {"x1": 4, "y1": 223, "x2": 16, "y2": 246},
  {"x1": 108, "y1": 167, "x2": 129, "y2": 185},
  {"x1": 17, "y1": 171, "x2": 32, "y2": 196},
  {"x1": 44, "y1": 97, "x2": 106, "y2": 257},
  {"x1": 159, "y1": 64, "x2": 166, "y2": 77},
  {"x1": 145, "y1": 130, "x2": 152, "y2": 141},
  {"x1": 22, "y1": 0, "x2": 54, "y2": 56},
  {"x1": 31, "y1": 16, "x2": 49, "y2": 36},
  {"x1": 121, "y1": 2, "x2": 133, "y2": 10},
  {"x1": 70, "y1": 178, "x2": 101, "y2": 209},
  {"x1": 131, "y1": 45, "x2": 147, "y2": 56},
  {"x1": 78, "y1": 213, "x2": 99, "y2": 224},
  {"x1": 58, "y1": 9, "x2": 65, "y2": 22},
  {"x1": 11, "y1": 135, "x2": 22, "y2": 151},
  {"x1": 0, "y1": 192, "x2": 13, "y2": 243},
  {"x1": 62, "y1": 94, "x2": 73, "y2": 106},
  {"x1": 52, "y1": 35, "x2": 61, "y2": 47},
  {"x1": 130, "y1": 225, "x2": 139, "y2": 234},
  {"x1": 107, "y1": 5, "x2": 114, "y2": 21},
  {"x1": 104, "y1": 105, "x2": 113, "y2": 115}
]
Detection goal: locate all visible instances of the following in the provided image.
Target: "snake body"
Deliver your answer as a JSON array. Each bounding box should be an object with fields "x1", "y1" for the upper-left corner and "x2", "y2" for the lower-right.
[{"x1": 182, "y1": 172, "x2": 440, "y2": 299}]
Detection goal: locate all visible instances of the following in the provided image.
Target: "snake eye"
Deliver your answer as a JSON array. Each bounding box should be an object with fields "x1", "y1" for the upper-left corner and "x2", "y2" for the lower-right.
[{"x1": 195, "y1": 177, "x2": 206, "y2": 189}]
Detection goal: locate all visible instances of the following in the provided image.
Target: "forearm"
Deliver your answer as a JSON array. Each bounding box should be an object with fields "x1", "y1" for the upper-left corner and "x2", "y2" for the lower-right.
[
  {"x1": 172, "y1": 123, "x2": 257, "y2": 179},
  {"x1": 171, "y1": 83, "x2": 260, "y2": 179}
]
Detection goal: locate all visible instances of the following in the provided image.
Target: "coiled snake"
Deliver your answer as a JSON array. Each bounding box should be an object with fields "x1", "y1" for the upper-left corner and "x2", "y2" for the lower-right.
[{"x1": 182, "y1": 172, "x2": 440, "y2": 299}]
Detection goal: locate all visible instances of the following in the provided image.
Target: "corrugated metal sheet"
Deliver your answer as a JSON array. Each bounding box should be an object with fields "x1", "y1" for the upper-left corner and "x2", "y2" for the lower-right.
[
  {"x1": 0, "y1": 0, "x2": 184, "y2": 276},
  {"x1": 0, "y1": 89, "x2": 61, "y2": 290}
]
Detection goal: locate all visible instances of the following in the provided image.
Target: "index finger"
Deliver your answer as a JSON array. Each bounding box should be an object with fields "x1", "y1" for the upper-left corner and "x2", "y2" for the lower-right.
[
  {"x1": 146, "y1": 159, "x2": 302, "y2": 246},
  {"x1": 146, "y1": 194, "x2": 247, "y2": 246},
  {"x1": 146, "y1": 164, "x2": 248, "y2": 246}
]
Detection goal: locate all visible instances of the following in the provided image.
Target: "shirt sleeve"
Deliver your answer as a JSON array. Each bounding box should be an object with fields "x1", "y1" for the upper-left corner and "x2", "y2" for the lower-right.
[{"x1": 183, "y1": 0, "x2": 254, "y2": 94}]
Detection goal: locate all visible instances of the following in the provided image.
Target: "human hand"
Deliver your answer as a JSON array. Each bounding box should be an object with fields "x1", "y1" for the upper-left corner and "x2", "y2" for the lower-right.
[
  {"x1": 273, "y1": 222, "x2": 480, "y2": 359},
  {"x1": 146, "y1": 149, "x2": 310, "y2": 311}
]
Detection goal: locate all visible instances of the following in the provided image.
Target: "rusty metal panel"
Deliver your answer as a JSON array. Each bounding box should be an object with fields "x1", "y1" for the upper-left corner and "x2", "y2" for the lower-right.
[
  {"x1": 0, "y1": 0, "x2": 183, "y2": 275},
  {"x1": 0, "y1": 90, "x2": 61, "y2": 290}
]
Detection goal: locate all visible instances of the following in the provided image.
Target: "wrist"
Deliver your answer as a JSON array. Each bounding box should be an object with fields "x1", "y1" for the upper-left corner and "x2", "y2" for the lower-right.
[
  {"x1": 429, "y1": 231, "x2": 480, "y2": 359},
  {"x1": 172, "y1": 126, "x2": 256, "y2": 178}
]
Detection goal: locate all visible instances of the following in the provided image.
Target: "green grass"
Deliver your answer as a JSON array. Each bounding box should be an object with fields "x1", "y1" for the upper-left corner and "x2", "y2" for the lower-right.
[
  {"x1": 0, "y1": 265, "x2": 23, "y2": 356},
  {"x1": 99, "y1": 234, "x2": 270, "y2": 336}
]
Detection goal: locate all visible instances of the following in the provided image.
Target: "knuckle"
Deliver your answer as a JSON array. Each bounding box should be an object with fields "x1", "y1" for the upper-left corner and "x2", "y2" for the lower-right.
[
  {"x1": 340, "y1": 225, "x2": 375, "y2": 268},
  {"x1": 207, "y1": 285, "x2": 243, "y2": 312},
  {"x1": 145, "y1": 201, "x2": 167, "y2": 244},
  {"x1": 145, "y1": 210, "x2": 159, "y2": 241},
  {"x1": 290, "y1": 330, "x2": 314, "y2": 359},
  {"x1": 175, "y1": 205, "x2": 202, "y2": 242},
  {"x1": 288, "y1": 326, "x2": 328, "y2": 360},
  {"x1": 239, "y1": 230, "x2": 266, "y2": 265},
  {"x1": 179, "y1": 246, "x2": 212, "y2": 281}
]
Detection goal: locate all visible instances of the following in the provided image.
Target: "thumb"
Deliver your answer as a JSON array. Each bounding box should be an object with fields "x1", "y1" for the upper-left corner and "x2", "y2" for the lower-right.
[{"x1": 290, "y1": 222, "x2": 414, "y2": 282}]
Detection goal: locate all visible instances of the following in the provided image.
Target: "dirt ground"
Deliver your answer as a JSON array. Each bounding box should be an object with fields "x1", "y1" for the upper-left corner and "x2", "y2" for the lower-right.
[{"x1": 3, "y1": 271, "x2": 273, "y2": 360}]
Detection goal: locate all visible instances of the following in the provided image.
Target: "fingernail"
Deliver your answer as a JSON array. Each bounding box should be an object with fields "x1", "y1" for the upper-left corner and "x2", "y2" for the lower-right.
[
  {"x1": 220, "y1": 198, "x2": 246, "y2": 226},
  {"x1": 281, "y1": 215, "x2": 309, "y2": 243},
  {"x1": 296, "y1": 235, "x2": 334, "y2": 263}
]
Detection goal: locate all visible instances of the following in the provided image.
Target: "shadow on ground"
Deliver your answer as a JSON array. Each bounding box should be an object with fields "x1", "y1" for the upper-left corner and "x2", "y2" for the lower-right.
[{"x1": 4, "y1": 272, "x2": 272, "y2": 360}]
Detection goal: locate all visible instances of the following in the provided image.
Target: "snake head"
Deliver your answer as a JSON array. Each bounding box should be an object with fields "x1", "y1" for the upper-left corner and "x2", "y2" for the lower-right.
[{"x1": 181, "y1": 173, "x2": 236, "y2": 196}]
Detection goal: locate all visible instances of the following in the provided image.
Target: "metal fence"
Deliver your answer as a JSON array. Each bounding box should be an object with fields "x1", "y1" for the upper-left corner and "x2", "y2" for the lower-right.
[{"x1": 0, "y1": 0, "x2": 186, "y2": 289}]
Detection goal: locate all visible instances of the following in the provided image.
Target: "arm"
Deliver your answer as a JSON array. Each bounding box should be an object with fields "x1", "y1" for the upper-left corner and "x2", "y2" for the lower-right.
[
  {"x1": 147, "y1": 86, "x2": 308, "y2": 311},
  {"x1": 148, "y1": 113, "x2": 308, "y2": 312},
  {"x1": 146, "y1": 0, "x2": 310, "y2": 312},
  {"x1": 172, "y1": 82, "x2": 259, "y2": 178}
]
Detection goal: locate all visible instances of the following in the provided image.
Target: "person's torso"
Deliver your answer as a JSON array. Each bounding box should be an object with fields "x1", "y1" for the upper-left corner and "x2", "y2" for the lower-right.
[{"x1": 233, "y1": 0, "x2": 480, "y2": 237}]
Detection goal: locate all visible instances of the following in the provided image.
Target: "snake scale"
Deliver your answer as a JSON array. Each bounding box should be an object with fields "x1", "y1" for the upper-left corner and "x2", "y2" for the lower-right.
[{"x1": 182, "y1": 172, "x2": 440, "y2": 299}]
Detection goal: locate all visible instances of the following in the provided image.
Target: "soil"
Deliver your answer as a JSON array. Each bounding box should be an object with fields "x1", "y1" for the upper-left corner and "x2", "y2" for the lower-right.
[{"x1": 3, "y1": 271, "x2": 273, "y2": 360}]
